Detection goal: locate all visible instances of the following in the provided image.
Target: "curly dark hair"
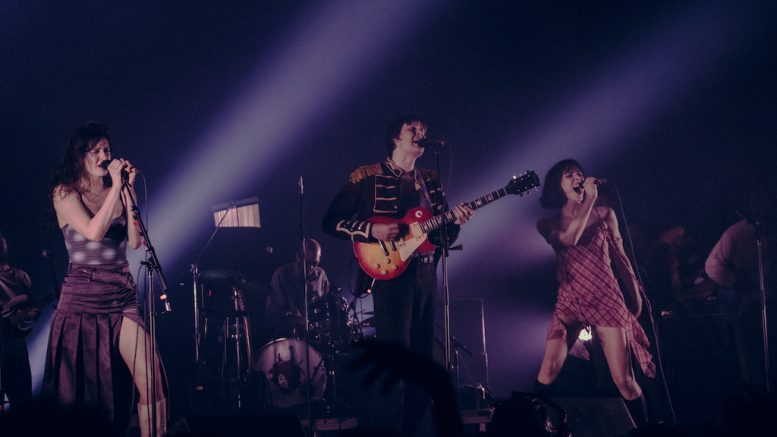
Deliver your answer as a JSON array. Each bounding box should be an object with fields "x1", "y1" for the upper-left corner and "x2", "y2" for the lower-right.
[
  {"x1": 539, "y1": 159, "x2": 584, "y2": 209},
  {"x1": 49, "y1": 121, "x2": 112, "y2": 199},
  {"x1": 384, "y1": 114, "x2": 426, "y2": 156}
]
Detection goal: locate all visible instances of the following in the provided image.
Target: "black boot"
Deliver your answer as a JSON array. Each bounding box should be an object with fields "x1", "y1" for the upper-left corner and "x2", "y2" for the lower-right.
[
  {"x1": 624, "y1": 395, "x2": 648, "y2": 428},
  {"x1": 534, "y1": 380, "x2": 556, "y2": 399}
]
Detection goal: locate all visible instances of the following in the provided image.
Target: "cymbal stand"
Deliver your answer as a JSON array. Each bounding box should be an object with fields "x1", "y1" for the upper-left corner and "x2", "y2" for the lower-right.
[{"x1": 191, "y1": 203, "x2": 234, "y2": 402}]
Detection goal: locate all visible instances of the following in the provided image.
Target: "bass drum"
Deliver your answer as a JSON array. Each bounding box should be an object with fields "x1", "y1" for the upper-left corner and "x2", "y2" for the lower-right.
[{"x1": 254, "y1": 338, "x2": 326, "y2": 409}]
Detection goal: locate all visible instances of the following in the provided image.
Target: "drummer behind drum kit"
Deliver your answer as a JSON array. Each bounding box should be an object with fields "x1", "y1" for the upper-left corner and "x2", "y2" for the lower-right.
[{"x1": 196, "y1": 269, "x2": 365, "y2": 414}]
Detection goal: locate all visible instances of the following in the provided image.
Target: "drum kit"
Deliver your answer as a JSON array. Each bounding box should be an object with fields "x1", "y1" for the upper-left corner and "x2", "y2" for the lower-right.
[{"x1": 194, "y1": 268, "x2": 366, "y2": 415}]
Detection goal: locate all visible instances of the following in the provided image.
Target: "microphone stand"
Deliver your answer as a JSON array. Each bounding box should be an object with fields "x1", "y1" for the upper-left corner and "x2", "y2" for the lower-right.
[
  {"x1": 754, "y1": 220, "x2": 771, "y2": 393},
  {"x1": 432, "y1": 146, "x2": 454, "y2": 372},
  {"x1": 123, "y1": 178, "x2": 172, "y2": 437},
  {"x1": 298, "y1": 175, "x2": 314, "y2": 436}
]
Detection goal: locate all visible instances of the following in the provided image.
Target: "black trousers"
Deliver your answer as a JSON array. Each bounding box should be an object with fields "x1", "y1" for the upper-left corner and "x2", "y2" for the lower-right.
[{"x1": 363, "y1": 260, "x2": 437, "y2": 434}]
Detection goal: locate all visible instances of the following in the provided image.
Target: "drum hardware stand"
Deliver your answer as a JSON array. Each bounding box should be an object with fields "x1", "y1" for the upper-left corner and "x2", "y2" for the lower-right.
[
  {"x1": 190, "y1": 198, "x2": 260, "y2": 412},
  {"x1": 191, "y1": 201, "x2": 234, "y2": 401},
  {"x1": 124, "y1": 179, "x2": 172, "y2": 437},
  {"x1": 219, "y1": 286, "x2": 254, "y2": 411}
]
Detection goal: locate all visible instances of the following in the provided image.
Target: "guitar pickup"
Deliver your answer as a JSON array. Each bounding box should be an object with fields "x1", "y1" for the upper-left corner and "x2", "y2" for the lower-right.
[{"x1": 378, "y1": 240, "x2": 389, "y2": 256}]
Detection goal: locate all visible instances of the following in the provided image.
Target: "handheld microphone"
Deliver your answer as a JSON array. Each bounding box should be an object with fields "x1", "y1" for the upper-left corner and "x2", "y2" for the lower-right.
[
  {"x1": 415, "y1": 138, "x2": 447, "y2": 148},
  {"x1": 577, "y1": 178, "x2": 608, "y2": 190},
  {"x1": 98, "y1": 160, "x2": 136, "y2": 182}
]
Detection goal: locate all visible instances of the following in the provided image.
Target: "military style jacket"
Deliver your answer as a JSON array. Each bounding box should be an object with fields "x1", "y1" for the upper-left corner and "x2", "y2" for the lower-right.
[{"x1": 322, "y1": 158, "x2": 460, "y2": 246}]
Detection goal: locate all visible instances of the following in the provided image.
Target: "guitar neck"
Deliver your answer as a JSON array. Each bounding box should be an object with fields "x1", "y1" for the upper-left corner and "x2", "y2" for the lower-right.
[{"x1": 420, "y1": 187, "x2": 511, "y2": 233}]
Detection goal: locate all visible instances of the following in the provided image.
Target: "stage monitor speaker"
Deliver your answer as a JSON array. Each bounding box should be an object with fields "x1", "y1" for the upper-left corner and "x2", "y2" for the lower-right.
[
  {"x1": 168, "y1": 412, "x2": 304, "y2": 436},
  {"x1": 552, "y1": 397, "x2": 634, "y2": 437}
]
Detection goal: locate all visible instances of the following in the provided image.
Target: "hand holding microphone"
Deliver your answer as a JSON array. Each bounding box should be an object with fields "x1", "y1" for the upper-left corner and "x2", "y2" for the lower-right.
[
  {"x1": 99, "y1": 159, "x2": 139, "y2": 186},
  {"x1": 577, "y1": 177, "x2": 607, "y2": 190}
]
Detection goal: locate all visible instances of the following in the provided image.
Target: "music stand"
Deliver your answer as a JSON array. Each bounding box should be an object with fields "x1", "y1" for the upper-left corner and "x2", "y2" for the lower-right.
[{"x1": 192, "y1": 197, "x2": 260, "y2": 411}]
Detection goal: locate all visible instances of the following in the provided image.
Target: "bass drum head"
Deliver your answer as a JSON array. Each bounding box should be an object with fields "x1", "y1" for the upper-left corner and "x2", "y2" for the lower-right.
[{"x1": 255, "y1": 338, "x2": 326, "y2": 409}]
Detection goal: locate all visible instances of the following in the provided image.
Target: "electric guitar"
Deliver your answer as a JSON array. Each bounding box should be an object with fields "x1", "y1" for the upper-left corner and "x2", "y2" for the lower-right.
[{"x1": 354, "y1": 171, "x2": 540, "y2": 280}]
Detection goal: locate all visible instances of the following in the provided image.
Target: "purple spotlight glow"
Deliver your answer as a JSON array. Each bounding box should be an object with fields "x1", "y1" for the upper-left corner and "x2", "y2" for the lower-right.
[
  {"x1": 448, "y1": 2, "x2": 765, "y2": 278},
  {"x1": 146, "y1": 0, "x2": 444, "y2": 268}
]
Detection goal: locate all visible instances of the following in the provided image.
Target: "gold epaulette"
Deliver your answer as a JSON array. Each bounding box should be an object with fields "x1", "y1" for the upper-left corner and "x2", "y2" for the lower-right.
[{"x1": 348, "y1": 163, "x2": 383, "y2": 184}]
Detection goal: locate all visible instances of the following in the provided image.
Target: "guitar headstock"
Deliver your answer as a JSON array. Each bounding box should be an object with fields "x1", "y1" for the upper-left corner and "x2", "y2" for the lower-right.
[{"x1": 506, "y1": 171, "x2": 540, "y2": 196}]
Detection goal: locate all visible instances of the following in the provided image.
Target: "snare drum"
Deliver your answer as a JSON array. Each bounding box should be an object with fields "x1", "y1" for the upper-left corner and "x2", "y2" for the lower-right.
[{"x1": 254, "y1": 338, "x2": 326, "y2": 408}]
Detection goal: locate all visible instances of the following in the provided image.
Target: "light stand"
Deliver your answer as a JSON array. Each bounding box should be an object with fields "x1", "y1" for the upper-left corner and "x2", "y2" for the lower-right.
[{"x1": 123, "y1": 179, "x2": 172, "y2": 437}]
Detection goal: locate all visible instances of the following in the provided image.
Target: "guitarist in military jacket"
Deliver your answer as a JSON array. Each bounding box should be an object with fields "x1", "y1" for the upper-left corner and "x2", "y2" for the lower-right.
[{"x1": 322, "y1": 115, "x2": 472, "y2": 435}]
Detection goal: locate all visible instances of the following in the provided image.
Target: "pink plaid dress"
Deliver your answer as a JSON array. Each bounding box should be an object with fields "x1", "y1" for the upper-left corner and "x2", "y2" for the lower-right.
[{"x1": 547, "y1": 220, "x2": 656, "y2": 377}]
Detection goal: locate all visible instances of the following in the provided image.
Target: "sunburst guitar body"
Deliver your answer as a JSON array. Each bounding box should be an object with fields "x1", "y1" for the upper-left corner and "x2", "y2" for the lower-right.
[{"x1": 353, "y1": 171, "x2": 540, "y2": 280}]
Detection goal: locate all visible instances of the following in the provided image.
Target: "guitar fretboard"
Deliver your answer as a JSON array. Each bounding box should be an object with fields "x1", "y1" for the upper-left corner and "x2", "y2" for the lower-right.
[{"x1": 419, "y1": 187, "x2": 510, "y2": 233}]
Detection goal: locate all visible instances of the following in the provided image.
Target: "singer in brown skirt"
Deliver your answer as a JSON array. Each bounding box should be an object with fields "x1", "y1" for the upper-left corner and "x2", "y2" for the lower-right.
[{"x1": 43, "y1": 122, "x2": 167, "y2": 436}]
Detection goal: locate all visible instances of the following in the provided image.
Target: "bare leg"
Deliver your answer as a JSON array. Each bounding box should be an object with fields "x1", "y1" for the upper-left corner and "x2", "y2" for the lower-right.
[
  {"x1": 537, "y1": 319, "x2": 583, "y2": 385},
  {"x1": 597, "y1": 326, "x2": 641, "y2": 400},
  {"x1": 118, "y1": 317, "x2": 165, "y2": 403},
  {"x1": 118, "y1": 317, "x2": 167, "y2": 437}
]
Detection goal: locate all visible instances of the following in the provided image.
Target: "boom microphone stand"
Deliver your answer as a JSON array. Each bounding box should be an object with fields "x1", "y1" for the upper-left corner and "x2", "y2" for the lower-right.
[
  {"x1": 754, "y1": 220, "x2": 771, "y2": 393},
  {"x1": 123, "y1": 178, "x2": 172, "y2": 437}
]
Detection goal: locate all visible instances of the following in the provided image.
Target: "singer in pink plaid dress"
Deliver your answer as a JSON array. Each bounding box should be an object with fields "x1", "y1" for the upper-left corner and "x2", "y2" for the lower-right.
[{"x1": 534, "y1": 159, "x2": 655, "y2": 427}]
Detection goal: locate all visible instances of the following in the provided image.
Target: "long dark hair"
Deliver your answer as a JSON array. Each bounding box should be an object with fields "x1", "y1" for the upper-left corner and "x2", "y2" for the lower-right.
[
  {"x1": 539, "y1": 159, "x2": 584, "y2": 209},
  {"x1": 49, "y1": 121, "x2": 112, "y2": 199}
]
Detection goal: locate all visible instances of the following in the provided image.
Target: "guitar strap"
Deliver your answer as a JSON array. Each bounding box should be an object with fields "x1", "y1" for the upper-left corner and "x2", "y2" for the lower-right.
[{"x1": 414, "y1": 170, "x2": 433, "y2": 212}]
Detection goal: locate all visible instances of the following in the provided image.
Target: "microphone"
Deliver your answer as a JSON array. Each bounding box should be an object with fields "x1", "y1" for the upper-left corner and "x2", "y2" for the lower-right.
[
  {"x1": 98, "y1": 160, "x2": 135, "y2": 182},
  {"x1": 577, "y1": 178, "x2": 608, "y2": 190},
  {"x1": 415, "y1": 138, "x2": 447, "y2": 148}
]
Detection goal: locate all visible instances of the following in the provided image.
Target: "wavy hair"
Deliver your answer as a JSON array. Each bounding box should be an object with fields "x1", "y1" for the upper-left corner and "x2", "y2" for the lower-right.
[{"x1": 49, "y1": 121, "x2": 112, "y2": 199}]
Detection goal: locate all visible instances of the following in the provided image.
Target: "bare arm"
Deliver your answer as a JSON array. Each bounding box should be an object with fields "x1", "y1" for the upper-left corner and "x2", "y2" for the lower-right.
[
  {"x1": 540, "y1": 177, "x2": 598, "y2": 247},
  {"x1": 121, "y1": 162, "x2": 142, "y2": 249},
  {"x1": 54, "y1": 184, "x2": 122, "y2": 242},
  {"x1": 604, "y1": 207, "x2": 642, "y2": 317}
]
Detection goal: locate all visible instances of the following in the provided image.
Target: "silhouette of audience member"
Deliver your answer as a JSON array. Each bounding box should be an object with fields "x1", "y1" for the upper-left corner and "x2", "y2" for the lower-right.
[{"x1": 347, "y1": 339, "x2": 463, "y2": 437}]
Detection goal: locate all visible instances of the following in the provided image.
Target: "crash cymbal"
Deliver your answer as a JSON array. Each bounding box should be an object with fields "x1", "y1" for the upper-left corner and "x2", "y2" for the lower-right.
[{"x1": 199, "y1": 269, "x2": 267, "y2": 294}]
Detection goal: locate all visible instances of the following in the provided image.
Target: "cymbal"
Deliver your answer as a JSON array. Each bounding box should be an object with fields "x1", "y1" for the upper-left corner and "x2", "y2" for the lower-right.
[{"x1": 199, "y1": 269, "x2": 266, "y2": 293}]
